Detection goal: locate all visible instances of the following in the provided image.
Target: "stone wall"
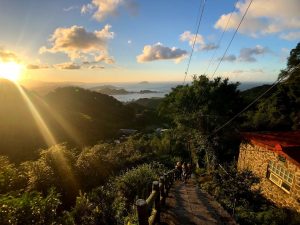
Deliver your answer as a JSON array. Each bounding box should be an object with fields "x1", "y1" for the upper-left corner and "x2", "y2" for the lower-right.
[{"x1": 238, "y1": 143, "x2": 300, "y2": 212}]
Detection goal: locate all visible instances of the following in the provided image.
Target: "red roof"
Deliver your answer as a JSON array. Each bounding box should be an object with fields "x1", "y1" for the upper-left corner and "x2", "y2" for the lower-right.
[{"x1": 243, "y1": 131, "x2": 300, "y2": 166}]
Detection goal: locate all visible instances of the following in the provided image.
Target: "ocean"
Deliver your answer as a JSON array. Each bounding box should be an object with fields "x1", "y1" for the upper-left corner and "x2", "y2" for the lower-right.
[{"x1": 88, "y1": 81, "x2": 268, "y2": 102}]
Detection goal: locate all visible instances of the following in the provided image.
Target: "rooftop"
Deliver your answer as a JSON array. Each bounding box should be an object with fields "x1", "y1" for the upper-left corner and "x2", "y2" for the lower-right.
[{"x1": 243, "y1": 131, "x2": 300, "y2": 166}]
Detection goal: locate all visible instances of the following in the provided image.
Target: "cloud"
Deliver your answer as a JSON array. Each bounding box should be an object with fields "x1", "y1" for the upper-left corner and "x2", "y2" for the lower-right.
[
  {"x1": 136, "y1": 43, "x2": 188, "y2": 63},
  {"x1": 81, "y1": 3, "x2": 95, "y2": 14},
  {"x1": 280, "y1": 31, "x2": 300, "y2": 41},
  {"x1": 214, "y1": 0, "x2": 300, "y2": 38},
  {"x1": 180, "y1": 31, "x2": 218, "y2": 51},
  {"x1": 39, "y1": 25, "x2": 114, "y2": 63},
  {"x1": 63, "y1": 6, "x2": 79, "y2": 12},
  {"x1": 54, "y1": 62, "x2": 81, "y2": 70},
  {"x1": 26, "y1": 64, "x2": 50, "y2": 69},
  {"x1": 94, "y1": 54, "x2": 115, "y2": 64},
  {"x1": 128, "y1": 40, "x2": 132, "y2": 44},
  {"x1": 89, "y1": 65, "x2": 105, "y2": 69},
  {"x1": 0, "y1": 48, "x2": 19, "y2": 62},
  {"x1": 220, "y1": 45, "x2": 269, "y2": 63},
  {"x1": 239, "y1": 45, "x2": 269, "y2": 62},
  {"x1": 221, "y1": 54, "x2": 237, "y2": 62},
  {"x1": 81, "y1": 0, "x2": 137, "y2": 21}
]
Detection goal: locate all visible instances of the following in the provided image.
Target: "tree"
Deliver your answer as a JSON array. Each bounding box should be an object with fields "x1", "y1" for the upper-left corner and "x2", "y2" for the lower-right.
[
  {"x1": 159, "y1": 75, "x2": 243, "y2": 165},
  {"x1": 245, "y1": 42, "x2": 300, "y2": 131}
]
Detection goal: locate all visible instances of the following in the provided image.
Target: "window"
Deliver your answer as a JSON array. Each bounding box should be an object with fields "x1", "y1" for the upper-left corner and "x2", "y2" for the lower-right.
[{"x1": 267, "y1": 161, "x2": 294, "y2": 193}]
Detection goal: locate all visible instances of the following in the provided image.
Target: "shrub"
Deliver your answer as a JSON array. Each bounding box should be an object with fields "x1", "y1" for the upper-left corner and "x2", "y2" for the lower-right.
[
  {"x1": 0, "y1": 189, "x2": 61, "y2": 225},
  {"x1": 0, "y1": 156, "x2": 26, "y2": 194}
]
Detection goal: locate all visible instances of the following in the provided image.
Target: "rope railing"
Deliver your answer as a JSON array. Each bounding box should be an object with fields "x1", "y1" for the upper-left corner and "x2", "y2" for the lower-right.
[{"x1": 136, "y1": 169, "x2": 176, "y2": 225}]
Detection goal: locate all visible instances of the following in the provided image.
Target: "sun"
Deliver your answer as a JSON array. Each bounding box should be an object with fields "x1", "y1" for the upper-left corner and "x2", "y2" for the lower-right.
[{"x1": 0, "y1": 61, "x2": 23, "y2": 82}]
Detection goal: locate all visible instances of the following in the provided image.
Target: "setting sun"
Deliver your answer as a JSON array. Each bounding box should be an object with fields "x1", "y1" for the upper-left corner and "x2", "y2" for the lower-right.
[{"x1": 0, "y1": 61, "x2": 23, "y2": 82}]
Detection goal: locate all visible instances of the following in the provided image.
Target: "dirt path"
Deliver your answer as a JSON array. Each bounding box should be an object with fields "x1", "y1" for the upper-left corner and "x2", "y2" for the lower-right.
[{"x1": 160, "y1": 178, "x2": 237, "y2": 225}]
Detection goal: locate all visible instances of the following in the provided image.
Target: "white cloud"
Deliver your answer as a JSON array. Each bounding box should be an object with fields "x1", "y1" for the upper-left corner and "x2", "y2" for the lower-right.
[
  {"x1": 63, "y1": 6, "x2": 79, "y2": 12},
  {"x1": 180, "y1": 31, "x2": 218, "y2": 51},
  {"x1": 214, "y1": 0, "x2": 300, "y2": 38},
  {"x1": 280, "y1": 31, "x2": 300, "y2": 41},
  {"x1": 128, "y1": 40, "x2": 132, "y2": 44},
  {"x1": 39, "y1": 25, "x2": 114, "y2": 63},
  {"x1": 54, "y1": 62, "x2": 81, "y2": 70},
  {"x1": 137, "y1": 43, "x2": 187, "y2": 63},
  {"x1": 0, "y1": 48, "x2": 19, "y2": 62},
  {"x1": 81, "y1": 3, "x2": 95, "y2": 14},
  {"x1": 81, "y1": 0, "x2": 137, "y2": 21}
]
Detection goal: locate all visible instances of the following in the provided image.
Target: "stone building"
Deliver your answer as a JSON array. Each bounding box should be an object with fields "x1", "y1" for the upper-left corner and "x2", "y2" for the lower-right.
[{"x1": 238, "y1": 131, "x2": 300, "y2": 212}]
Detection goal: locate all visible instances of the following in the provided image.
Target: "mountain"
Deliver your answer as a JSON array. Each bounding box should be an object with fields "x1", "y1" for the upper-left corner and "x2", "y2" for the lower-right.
[
  {"x1": 241, "y1": 84, "x2": 274, "y2": 104},
  {"x1": 90, "y1": 85, "x2": 159, "y2": 95},
  {"x1": 0, "y1": 80, "x2": 135, "y2": 162},
  {"x1": 19, "y1": 79, "x2": 86, "y2": 95},
  {"x1": 90, "y1": 85, "x2": 131, "y2": 95}
]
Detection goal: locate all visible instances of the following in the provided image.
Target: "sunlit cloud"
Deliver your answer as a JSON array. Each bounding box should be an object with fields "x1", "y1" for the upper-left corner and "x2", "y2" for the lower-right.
[
  {"x1": 81, "y1": 0, "x2": 138, "y2": 21},
  {"x1": 39, "y1": 25, "x2": 114, "y2": 63},
  {"x1": 0, "y1": 48, "x2": 19, "y2": 63},
  {"x1": 137, "y1": 43, "x2": 188, "y2": 63},
  {"x1": 180, "y1": 31, "x2": 218, "y2": 51},
  {"x1": 89, "y1": 65, "x2": 105, "y2": 69},
  {"x1": 27, "y1": 64, "x2": 50, "y2": 70},
  {"x1": 214, "y1": 0, "x2": 300, "y2": 38},
  {"x1": 54, "y1": 62, "x2": 81, "y2": 70}
]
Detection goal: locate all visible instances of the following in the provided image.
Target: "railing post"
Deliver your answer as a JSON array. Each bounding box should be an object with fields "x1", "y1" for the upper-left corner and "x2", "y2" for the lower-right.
[
  {"x1": 164, "y1": 173, "x2": 171, "y2": 196},
  {"x1": 159, "y1": 176, "x2": 166, "y2": 206},
  {"x1": 152, "y1": 181, "x2": 161, "y2": 223},
  {"x1": 136, "y1": 199, "x2": 149, "y2": 225}
]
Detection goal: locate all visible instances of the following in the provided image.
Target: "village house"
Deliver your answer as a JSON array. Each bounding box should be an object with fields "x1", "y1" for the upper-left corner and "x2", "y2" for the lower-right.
[{"x1": 238, "y1": 131, "x2": 300, "y2": 212}]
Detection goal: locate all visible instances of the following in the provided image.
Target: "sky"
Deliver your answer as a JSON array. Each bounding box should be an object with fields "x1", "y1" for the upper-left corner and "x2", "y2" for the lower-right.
[{"x1": 0, "y1": 0, "x2": 299, "y2": 83}]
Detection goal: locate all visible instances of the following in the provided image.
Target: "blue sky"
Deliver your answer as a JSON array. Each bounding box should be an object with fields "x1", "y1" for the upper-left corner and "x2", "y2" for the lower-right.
[{"x1": 0, "y1": 0, "x2": 299, "y2": 83}]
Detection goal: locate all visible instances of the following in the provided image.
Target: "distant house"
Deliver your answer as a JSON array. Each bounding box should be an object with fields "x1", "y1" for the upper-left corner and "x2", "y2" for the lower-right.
[{"x1": 238, "y1": 131, "x2": 300, "y2": 212}]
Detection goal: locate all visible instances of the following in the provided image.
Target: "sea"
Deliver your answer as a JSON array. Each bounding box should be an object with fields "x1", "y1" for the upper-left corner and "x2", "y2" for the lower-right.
[{"x1": 86, "y1": 81, "x2": 268, "y2": 102}]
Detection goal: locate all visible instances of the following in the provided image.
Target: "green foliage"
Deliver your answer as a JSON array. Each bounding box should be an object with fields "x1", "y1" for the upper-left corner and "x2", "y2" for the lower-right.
[
  {"x1": 160, "y1": 75, "x2": 242, "y2": 132},
  {"x1": 21, "y1": 144, "x2": 78, "y2": 206},
  {"x1": 113, "y1": 162, "x2": 166, "y2": 208},
  {"x1": 243, "y1": 42, "x2": 300, "y2": 131},
  {"x1": 0, "y1": 189, "x2": 61, "y2": 225},
  {"x1": 0, "y1": 156, "x2": 26, "y2": 194},
  {"x1": 160, "y1": 75, "x2": 243, "y2": 165}
]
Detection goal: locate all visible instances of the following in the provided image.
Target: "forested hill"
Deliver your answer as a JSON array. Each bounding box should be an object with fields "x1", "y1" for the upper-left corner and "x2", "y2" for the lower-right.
[
  {"x1": 241, "y1": 84, "x2": 273, "y2": 104},
  {"x1": 0, "y1": 83, "x2": 137, "y2": 162}
]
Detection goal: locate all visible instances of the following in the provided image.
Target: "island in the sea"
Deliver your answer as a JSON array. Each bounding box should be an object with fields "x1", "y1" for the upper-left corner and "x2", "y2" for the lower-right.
[{"x1": 90, "y1": 85, "x2": 159, "y2": 95}]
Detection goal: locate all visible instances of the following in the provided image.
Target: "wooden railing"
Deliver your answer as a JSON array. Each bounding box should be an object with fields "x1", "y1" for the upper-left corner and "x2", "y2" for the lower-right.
[{"x1": 136, "y1": 169, "x2": 175, "y2": 225}]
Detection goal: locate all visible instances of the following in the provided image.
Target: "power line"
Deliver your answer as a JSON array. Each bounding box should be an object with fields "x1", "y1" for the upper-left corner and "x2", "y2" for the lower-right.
[
  {"x1": 183, "y1": 0, "x2": 207, "y2": 84},
  {"x1": 211, "y1": 0, "x2": 253, "y2": 79},
  {"x1": 204, "y1": 0, "x2": 239, "y2": 76},
  {"x1": 209, "y1": 64, "x2": 300, "y2": 137}
]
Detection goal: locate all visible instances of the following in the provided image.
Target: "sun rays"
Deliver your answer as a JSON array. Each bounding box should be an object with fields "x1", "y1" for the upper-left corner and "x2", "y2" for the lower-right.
[{"x1": 13, "y1": 82, "x2": 79, "y2": 191}]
